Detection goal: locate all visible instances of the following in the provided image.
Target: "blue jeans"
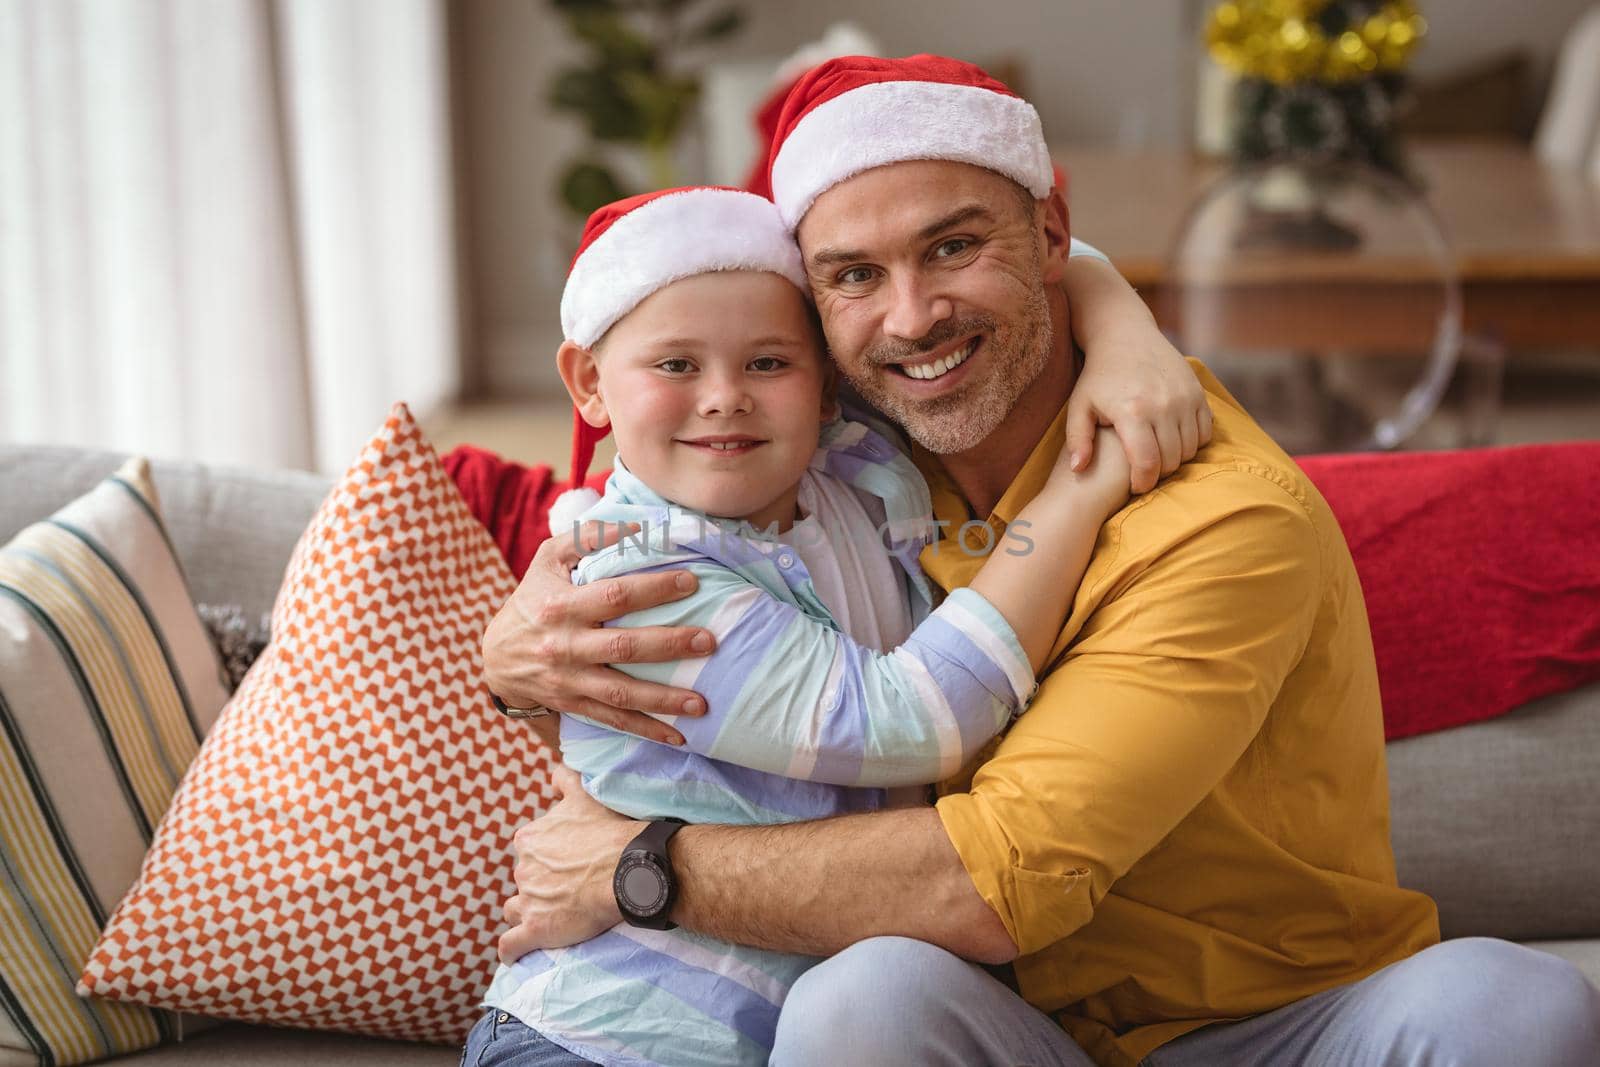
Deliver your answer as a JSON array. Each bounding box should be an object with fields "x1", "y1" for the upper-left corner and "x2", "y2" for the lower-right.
[
  {"x1": 771, "y1": 936, "x2": 1600, "y2": 1066},
  {"x1": 460, "y1": 1009, "x2": 596, "y2": 1067}
]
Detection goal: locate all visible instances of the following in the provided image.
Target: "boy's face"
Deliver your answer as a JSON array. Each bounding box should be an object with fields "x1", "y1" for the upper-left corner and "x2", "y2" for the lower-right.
[{"x1": 581, "y1": 270, "x2": 831, "y2": 529}]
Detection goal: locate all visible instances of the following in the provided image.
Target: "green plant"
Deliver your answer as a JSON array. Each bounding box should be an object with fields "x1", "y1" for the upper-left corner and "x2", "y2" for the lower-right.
[{"x1": 548, "y1": 0, "x2": 744, "y2": 219}]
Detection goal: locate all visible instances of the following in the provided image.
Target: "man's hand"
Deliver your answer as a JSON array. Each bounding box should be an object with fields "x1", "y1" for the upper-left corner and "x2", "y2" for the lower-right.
[
  {"x1": 483, "y1": 521, "x2": 716, "y2": 746},
  {"x1": 499, "y1": 765, "x2": 638, "y2": 963},
  {"x1": 1061, "y1": 256, "x2": 1213, "y2": 493}
]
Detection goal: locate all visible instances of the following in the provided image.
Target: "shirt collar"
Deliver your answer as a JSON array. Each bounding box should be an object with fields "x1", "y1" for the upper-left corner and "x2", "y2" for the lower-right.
[
  {"x1": 601, "y1": 415, "x2": 933, "y2": 551},
  {"x1": 913, "y1": 394, "x2": 1073, "y2": 532}
]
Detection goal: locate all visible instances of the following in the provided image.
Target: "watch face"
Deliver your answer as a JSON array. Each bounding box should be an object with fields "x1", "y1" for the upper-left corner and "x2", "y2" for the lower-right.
[{"x1": 615, "y1": 853, "x2": 669, "y2": 917}]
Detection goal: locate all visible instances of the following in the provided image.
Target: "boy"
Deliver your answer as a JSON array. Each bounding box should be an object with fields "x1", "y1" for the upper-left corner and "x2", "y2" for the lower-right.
[{"x1": 469, "y1": 186, "x2": 1137, "y2": 1066}]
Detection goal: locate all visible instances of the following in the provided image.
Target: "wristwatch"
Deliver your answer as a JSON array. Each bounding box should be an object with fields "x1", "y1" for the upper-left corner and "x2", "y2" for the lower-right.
[
  {"x1": 490, "y1": 692, "x2": 551, "y2": 720},
  {"x1": 613, "y1": 818, "x2": 687, "y2": 930}
]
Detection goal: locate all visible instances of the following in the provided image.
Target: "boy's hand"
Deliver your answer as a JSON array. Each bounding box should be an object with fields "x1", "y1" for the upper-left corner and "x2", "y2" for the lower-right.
[
  {"x1": 1059, "y1": 255, "x2": 1212, "y2": 492},
  {"x1": 1047, "y1": 426, "x2": 1132, "y2": 517},
  {"x1": 1066, "y1": 328, "x2": 1211, "y2": 493},
  {"x1": 483, "y1": 521, "x2": 715, "y2": 747}
]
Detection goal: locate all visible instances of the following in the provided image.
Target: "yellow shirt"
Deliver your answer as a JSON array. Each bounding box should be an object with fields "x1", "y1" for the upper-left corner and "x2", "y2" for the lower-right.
[{"x1": 921, "y1": 364, "x2": 1439, "y2": 1067}]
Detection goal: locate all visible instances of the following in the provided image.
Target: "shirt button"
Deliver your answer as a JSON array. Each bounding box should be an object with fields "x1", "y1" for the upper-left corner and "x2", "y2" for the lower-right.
[{"x1": 777, "y1": 553, "x2": 795, "y2": 569}]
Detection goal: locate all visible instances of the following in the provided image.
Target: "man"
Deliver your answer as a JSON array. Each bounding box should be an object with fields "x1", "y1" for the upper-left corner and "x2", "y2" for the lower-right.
[{"x1": 485, "y1": 56, "x2": 1600, "y2": 1066}]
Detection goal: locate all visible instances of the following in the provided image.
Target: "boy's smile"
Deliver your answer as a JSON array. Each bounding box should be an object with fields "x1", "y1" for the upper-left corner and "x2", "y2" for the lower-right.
[{"x1": 676, "y1": 434, "x2": 767, "y2": 456}]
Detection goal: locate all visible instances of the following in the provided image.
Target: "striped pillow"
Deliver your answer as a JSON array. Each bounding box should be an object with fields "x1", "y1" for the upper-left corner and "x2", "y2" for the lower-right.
[{"x1": 0, "y1": 457, "x2": 232, "y2": 1066}]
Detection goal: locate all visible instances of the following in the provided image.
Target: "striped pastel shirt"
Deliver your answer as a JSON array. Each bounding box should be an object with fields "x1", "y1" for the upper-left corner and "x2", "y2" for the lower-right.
[{"x1": 484, "y1": 413, "x2": 1037, "y2": 1067}]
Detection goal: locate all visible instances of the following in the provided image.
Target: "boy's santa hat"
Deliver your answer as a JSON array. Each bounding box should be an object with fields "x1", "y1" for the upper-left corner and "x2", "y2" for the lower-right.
[
  {"x1": 761, "y1": 54, "x2": 1055, "y2": 230},
  {"x1": 549, "y1": 186, "x2": 809, "y2": 532}
]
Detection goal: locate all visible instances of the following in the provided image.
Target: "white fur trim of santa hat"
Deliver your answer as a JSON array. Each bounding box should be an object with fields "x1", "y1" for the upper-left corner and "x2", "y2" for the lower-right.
[
  {"x1": 560, "y1": 188, "x2": 809, "y2": 349},
  {"x1": 769, "y1": 80, "x2": 1054, "y2": 230},
  {"x1": 546, "y1": 486, "x2": 603, "y2": 535}
]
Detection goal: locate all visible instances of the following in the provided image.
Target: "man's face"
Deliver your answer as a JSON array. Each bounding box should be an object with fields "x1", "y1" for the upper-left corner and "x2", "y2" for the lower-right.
[{"x1": 796, "y1": 160, "x2": 1060, "y2": 455}]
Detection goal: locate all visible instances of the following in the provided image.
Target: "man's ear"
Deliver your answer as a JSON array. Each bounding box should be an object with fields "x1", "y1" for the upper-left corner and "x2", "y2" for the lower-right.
[
  {"x1": 1038, "y1": 185, "x2": 1073, "y2": 286},
  {"x1": 556, "y1": 340, "x2": 610, "y2": 430}
]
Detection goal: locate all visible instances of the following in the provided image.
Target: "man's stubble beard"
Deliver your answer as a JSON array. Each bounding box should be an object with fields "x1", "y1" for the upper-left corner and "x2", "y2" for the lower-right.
[{"x1": 840, "y1": 273, "x2": 1054, "y2": 456}]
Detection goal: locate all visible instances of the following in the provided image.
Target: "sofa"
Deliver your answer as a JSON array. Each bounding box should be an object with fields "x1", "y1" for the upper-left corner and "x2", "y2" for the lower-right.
[{"x1": 3, "y1": 441, "x2": 1597, "y2": 1064}]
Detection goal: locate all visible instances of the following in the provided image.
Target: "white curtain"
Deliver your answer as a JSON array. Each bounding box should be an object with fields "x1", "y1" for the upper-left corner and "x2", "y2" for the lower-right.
[{"x1": 0, "y1": 0, "x2": 459, "y2": 474}]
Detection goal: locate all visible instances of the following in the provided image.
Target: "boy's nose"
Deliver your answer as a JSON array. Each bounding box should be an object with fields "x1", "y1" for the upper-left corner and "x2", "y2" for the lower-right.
[{"x1": 697, "y1": 375, "x2": 753, "y2": 417}]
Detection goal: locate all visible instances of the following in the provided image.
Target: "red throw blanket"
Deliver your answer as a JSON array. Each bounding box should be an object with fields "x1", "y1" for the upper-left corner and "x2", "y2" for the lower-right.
[
  {"x1": 1297, "y1": 442, "x2": 1600, "y2": 739},
  {"x1": 446, "y1": 441, "x2": 1600, "y2": 740},
  {"x1": 441, "y1": 445, "x2": 599, "y2": 581}
]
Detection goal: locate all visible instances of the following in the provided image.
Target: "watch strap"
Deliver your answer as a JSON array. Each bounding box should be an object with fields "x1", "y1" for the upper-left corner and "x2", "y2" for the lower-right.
[{"x1": 630, "y1": 817, "x2": 686, "y2": 857}]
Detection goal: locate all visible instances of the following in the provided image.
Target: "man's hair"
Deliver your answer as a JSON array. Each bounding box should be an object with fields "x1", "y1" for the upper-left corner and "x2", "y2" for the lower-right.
[{"x1": 1009, "y1": 177, "x2": 1041, "y2": 228}]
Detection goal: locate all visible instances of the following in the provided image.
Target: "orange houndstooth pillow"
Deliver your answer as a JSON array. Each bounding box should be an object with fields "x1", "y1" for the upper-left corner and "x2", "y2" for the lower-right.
[{"x1": 77, "y1": 404, "x2": 558, "y2": 1043}]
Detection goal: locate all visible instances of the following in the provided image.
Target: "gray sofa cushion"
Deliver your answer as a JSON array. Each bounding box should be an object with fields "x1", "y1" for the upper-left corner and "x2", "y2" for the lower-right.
[
  {"x1": 101, "y1": 943, "x2": 1595, "y2": 1064},
  {"x1": 1, "y1": 444, "x2": 330, "y2": 625},
  {"x1": 1388, "y1": 682, "x2": 1600, "y2": 941},
  {"x1": 103, "y1": 1022, "x2": 458, "y2": 1065}
]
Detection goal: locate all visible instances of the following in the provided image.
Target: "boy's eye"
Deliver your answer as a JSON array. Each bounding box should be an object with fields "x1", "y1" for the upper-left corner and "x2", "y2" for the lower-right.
[
  {"x1": 934, "y1": 238, "x2": 971, "y2": 258},
  {"x1": 749, "y1": 356, "x2": 786, "y2": 372},
  {"x1": 658, "y1": 358, "x2": 693, "y2": 374}
]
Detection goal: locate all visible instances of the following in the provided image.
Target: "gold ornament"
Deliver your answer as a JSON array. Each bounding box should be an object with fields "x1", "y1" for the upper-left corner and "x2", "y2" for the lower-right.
[{"x1": 1205, "y1": 0, "x2": 1426, "y2": 85}]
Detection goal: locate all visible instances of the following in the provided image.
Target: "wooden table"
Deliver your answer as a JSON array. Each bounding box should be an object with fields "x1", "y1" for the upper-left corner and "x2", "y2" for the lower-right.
[{"x1": 1062, "y1": 139, "x2": 1600, "y2": 352}]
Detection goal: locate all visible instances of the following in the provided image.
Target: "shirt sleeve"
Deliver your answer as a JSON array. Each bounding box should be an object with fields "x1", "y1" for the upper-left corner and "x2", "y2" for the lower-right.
[
  {"x1": 575, "y1": 561, "x2": 1037, "y2": 788},
  {"x1": 1067, "y1": 238, "x2": 1109, "y2": 264},
  {"x1": 936, "y1": 474, "x2": 1325, "y2": 955}
]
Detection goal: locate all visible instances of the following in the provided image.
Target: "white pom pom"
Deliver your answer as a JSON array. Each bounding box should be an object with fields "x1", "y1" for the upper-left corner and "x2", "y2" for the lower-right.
[{"x1": 547, "y1": 488, "x2": 602, "y2": 536}]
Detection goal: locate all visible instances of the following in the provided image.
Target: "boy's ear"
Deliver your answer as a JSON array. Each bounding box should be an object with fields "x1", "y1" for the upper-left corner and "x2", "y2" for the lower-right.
[
  {"x1": 820, "y1": 360, "x2": 840, "y2": 422},
  {"x1": 1038, "y1": 186, "x2": 1072, "y2": 286},
  {"x1": 556, "y1": 340, "x2": 610, "y2": 429}
]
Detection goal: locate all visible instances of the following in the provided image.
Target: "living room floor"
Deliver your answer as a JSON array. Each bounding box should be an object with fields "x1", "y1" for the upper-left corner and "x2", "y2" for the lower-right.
[{"x1": 422, "y1": 352, "x2": 1600, "y2": 474}]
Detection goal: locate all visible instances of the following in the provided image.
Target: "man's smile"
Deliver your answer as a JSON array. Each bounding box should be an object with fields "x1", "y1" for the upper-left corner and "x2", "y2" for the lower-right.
[{"x1": 889, "y1": 335, "x2": 982, "y2": 388}]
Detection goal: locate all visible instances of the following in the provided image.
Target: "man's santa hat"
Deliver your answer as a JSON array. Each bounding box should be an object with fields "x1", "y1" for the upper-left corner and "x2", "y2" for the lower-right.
[
  {"x1": 741, "y1": 24, "x2": 882, "y2": 198},
  {"x1": 548, "y1": 186, "x2": 809, "y2": 532},
  {"x1": 761, "y1": 54, "x2": 1056, "y2": 231}
]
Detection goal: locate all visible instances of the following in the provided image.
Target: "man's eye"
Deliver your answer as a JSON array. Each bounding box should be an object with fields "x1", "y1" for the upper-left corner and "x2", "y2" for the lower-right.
[
  {"x1": 658, "y1": 358, "x2": 692, "y2": 374},
  {"x1": 935, "y1": 238, "x2": 971, "y2": 258},
  {"x1": 838, "y1": 266, "x2": 875, "y2": 286}
]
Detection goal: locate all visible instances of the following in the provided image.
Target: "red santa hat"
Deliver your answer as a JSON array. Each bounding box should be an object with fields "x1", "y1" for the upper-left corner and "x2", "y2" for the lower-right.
[
  {"x1": 549, "y1": 186, "x2": 809, "y2": 531},
  {"x1": 762, "y1": 54, "x2": 1055, "y2": 230}
]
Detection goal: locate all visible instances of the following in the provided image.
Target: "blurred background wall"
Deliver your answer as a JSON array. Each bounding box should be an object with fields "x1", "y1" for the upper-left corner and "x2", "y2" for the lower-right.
[
  {"x1": 5, "y1": 0, "x2": 1595, "y2": 471},
  {"x1": 456, "y1": 0, "x2": 1597, "y2": 401}
]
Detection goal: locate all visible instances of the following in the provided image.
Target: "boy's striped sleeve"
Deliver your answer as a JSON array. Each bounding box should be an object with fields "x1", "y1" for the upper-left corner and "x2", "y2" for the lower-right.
[{"x1": 579, "y1": 560, "x2": 1036, "y2": 788}]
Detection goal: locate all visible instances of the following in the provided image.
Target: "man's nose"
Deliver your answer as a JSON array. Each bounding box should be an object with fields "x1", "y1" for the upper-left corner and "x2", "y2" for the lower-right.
[
  {"x1": 881, "y1": 273, "x2": 954, "y2": 342},
  {"x1": 697, "y1": 370, "x2": 753, "y2": 417}
]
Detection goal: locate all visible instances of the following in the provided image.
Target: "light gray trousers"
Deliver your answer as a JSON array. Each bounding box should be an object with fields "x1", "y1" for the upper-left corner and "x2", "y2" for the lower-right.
[{"x1": 770, "y1": 936, "x2": 1600, "y2": 1066}]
